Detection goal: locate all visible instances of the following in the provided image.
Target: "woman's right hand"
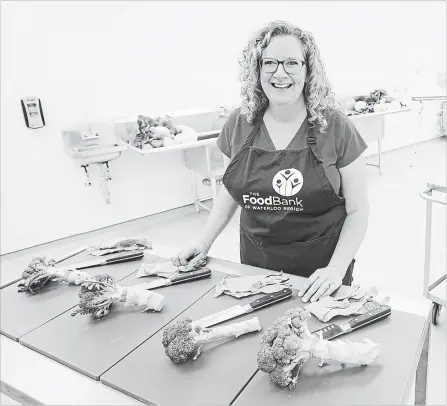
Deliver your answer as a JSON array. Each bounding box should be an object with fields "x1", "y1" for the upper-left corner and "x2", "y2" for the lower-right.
[{"x1": 171, "y1": 241, "x2": 210, "y2": 266}]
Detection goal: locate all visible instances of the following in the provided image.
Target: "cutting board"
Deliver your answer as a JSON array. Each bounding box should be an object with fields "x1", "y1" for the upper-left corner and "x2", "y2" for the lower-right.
[
  {"x1": 19, "y1": 264, "x2": 227, "y2": 380},
  {"x1": 233, "y1": 310, "x2": 426, "y2": 405},
  {"x1": 100, "y1": 289, "x2": 318, "y2": 405},
  {"x1": 1, "y1": 251, "x2": 158, "y2": 341},
  {"x1": 0, "y1": 231, "x2": 121, "y2": 289},
  {"x1": 101, "y1": 288, "x2": 425, "y2": 406}
]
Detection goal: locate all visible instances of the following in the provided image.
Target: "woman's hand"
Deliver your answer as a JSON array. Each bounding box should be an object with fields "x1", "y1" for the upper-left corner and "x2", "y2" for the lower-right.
[
  {"x1": 171, "y1": 241, "x2": 210, "y2": 266},
  {"x1": 298, "y1": 266, "x2": 344, "y2": 303}
]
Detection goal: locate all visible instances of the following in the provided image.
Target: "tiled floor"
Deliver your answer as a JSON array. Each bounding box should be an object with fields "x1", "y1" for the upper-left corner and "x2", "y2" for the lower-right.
[{"x1": 1, "y1": 137, "x2": 446, "y2": 405}]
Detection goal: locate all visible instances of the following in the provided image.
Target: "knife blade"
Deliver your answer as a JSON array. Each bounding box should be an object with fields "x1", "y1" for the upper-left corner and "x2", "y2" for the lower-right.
[
  {"x1": 143, "y1": 268, "x2": 212, "y2": 290},
  {"x1": 311, "y1": 304, "x2": 391, "y2": 340},
  {"x1": 192, "y1": 288, "x2": 293, "y2": 329},
  {"x1": 69, "y1": 250, "x2": 144, "y2": 270},
  {"x1": 54, "y1": 246, "x2": 88, "y2": 264}
]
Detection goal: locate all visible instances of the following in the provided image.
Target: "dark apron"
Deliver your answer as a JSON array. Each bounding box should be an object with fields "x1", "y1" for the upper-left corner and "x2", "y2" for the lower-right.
[{"x1": 222, "y1": 117, "x2": 354, "y2": 286}]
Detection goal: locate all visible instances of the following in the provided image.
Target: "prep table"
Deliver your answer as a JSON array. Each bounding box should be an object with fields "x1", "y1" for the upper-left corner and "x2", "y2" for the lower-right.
[{"x1": 1, "y1": 243, "x2": 432, "y2": 405}]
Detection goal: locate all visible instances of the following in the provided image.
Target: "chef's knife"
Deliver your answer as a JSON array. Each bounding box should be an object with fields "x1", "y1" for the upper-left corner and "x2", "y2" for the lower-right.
[
  {"x1": 311, "y1": 304, "x2": 391, "y2": 340},
  {"x1": 143, "y1": 268, "x2": 212, "y2": 290},
  {"x1": 192, "y1": 288, "x2": 293, "y2": 329},
  {"x1": 65, "y1": 250, "x2": 144, "y2": 270}
]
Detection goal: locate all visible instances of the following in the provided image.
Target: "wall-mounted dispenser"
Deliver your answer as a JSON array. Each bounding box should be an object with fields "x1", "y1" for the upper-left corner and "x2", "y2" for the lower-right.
[{"x1": 21, "y1": 97, "x2": 45, "y2": 129}]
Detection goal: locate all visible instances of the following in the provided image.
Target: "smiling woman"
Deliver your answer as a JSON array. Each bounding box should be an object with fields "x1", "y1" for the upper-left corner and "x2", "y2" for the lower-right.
[{"x1": 172, "y1": 20, "x2": 370, "y2": 304}]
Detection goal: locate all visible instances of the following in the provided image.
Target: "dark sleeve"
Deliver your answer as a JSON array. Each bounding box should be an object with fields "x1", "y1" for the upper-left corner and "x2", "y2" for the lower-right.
[
  {"x1": 216, "y1": 123, "x2": 231, "y2": 158},
  {"x1": 216, "y1": 108, "x2": 240, "y2": 159},
  {"x1": 335, "y1": 115, "x2": 368, "y2": 168}
]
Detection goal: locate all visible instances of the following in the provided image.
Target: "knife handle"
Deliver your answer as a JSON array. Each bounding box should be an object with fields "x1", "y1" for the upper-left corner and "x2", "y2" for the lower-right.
[
  {"x1": 249, "y1": 288, "x2": 293, "y2": 310},
  {"x1": 348, "y1": 304, "x2": 391, "y2": 331},
  {"x1": 170, "y1": 268, "x2": 212, "y2": 284},
  {"x1": 104, "y1": 251, "x2": 144, "y2": 264}
]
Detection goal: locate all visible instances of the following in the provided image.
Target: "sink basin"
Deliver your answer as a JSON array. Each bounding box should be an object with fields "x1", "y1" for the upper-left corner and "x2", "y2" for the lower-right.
[
  {"x1": 69, "y1": 143, "x2": 127, "y2": 165},
  {"x1": 62, "y1": 122, "x2": 129, "y2": 165}
]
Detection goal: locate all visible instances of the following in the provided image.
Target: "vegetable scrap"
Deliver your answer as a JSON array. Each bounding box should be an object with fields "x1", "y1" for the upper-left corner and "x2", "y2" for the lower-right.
[
  {"x1": 86, "y1": 237, "x2": 152, "y2": 256},
  {"x1": 162, "y1": 316, "x2": 262, "y2": 363},
  {"x1": 136, "y1": 261, "x2": 175, "y2": 279},
  {"x1": 177, "y1": 258, "x2": 207, "y2": 273},
  {"x1": 130, "y1": 114, "x2": 198, "y2": 149},
  {"x1": 257, "y1": 307, "x2": 382, "y2": 390},
  {"x1": 136, "y1": 258, "x2": 207, "y2": 279},
  {"x1": 71, "y1": 273, "x2": 164, "y2": 319},
  {"x1": 305, "y1": 286, "x2": 390, "y2": 322},
  {"x1": 214, "y1": 272, "x2": 292, "y2": 298},
  {"x1": 18, "y1": 257, "x2": 90, "y2": 294}
]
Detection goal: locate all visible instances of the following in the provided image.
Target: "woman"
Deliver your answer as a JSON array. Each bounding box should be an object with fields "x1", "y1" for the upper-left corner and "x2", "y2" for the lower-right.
[{"x1": 172, "y1": 21, "x2": 369, "y2": 303}]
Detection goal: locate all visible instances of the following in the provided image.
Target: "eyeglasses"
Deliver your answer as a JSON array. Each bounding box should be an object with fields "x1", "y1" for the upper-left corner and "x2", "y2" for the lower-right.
[{"x1": 260, "y1": 58, "x2": 306, "y2": 74}]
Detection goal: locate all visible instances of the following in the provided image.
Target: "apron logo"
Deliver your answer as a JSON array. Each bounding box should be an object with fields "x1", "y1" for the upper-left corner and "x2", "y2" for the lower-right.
[{"x1": 272, "y1": 168, "x2": 303, "y2": 197}]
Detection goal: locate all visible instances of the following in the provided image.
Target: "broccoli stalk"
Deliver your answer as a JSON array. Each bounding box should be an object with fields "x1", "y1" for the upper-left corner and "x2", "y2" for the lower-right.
[
  {"x1": 18, "y1": 257, "x2": 90, "y2": 294},
  {"x1": 71, "y1": 273, "x2": 164, "y2": 319},
  {"x1": 162, "y1": 316, "x2": 262, "y2": 363},
  {"x1": 257, "y1": 308, "x2": 382, "y2": 390}
]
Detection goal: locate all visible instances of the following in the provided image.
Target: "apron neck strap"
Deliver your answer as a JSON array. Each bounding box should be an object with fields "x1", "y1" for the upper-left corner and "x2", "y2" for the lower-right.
[
  {"x1": 242, "y1": 118, "x2": 262, "y2": 148},
  {"x1": 306, "y1": 125, "x2": 323, "y2": 163},
  {"x1": 223, "y1": 118, "x2": 262, "y2": 178}
]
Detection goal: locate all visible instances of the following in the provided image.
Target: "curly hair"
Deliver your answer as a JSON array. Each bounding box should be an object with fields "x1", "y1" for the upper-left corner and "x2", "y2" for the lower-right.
[{"x1": 239, "y1": 20, "x2": 344, "y2": 133}]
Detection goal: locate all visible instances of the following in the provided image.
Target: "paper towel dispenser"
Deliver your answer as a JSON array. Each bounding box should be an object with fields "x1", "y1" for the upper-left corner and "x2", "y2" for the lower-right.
[{"x1": 21, "y1": 97, "x2": 45, "y2": 129}]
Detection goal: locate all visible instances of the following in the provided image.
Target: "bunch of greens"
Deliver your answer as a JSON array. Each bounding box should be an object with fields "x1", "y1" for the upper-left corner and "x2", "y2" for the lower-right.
[
  {"x1": 18, "y1": 257, "x2": 57, "y2": 293},
  {"x1": 71, "y1": 273, "x2": 164, "y2": 319}
]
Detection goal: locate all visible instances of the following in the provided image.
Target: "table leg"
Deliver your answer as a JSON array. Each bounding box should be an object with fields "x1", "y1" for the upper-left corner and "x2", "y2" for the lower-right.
[
  {"x1": 189, "y1": 169, "x2": 200, "y2": 214},
  {"x1": 210, "y1": 176, "x2": 218, "y2": 199},
  {"x1": 377, "y1": 138, "x2": 382, "y2": 175},
  {"x1": 415, "y1": 318, "x2": 431, "y2": 405}
]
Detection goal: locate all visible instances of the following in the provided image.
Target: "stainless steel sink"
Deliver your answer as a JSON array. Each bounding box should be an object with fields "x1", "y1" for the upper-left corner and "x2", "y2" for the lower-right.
[
  {"x1": 69, "y1": 143, "x2": 127, "y2": 165},
  {"x1": 62, "y1": 124, "x2": 128, "y2": 166}
]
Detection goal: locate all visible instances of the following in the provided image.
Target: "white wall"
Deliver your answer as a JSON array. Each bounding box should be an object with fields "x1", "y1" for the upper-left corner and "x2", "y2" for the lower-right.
[{"x1": 1, "y1": 0, "x2": 445, "y2": 254}]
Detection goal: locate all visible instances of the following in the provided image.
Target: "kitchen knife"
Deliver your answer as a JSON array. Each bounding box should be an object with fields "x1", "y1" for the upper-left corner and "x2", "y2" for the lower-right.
[
  {"x1": 192, "y1": 288, "x2": 293, "y2": 329},
  {"x1": 311, "y1": 304, "x2": 391, "y2": 340},
  {"x1": 65, "y1": 250, "x2": 144, "y2": 270},
  {"x1": 143, "y1": 268, "x2": 212, "y2": 290}
]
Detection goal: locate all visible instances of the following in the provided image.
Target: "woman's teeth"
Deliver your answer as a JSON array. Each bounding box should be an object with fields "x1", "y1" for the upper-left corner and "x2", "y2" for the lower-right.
[{"x1": 272, "y1": 83, "x2": 292, "y2": 89}]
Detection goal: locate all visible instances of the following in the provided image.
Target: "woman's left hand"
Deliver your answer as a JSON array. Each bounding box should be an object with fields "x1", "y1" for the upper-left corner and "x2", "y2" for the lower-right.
[{"x1": 298, "y1": 266, "x2": 344, "y2": 303}]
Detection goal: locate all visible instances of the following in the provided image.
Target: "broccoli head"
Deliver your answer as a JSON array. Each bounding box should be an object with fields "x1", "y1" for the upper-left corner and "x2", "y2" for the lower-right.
[
  {"x1": 257, "y1": 307, "x2": 382, "y2": 390},
  {"x1": 162, "y1": 317, "x2": 199, "y2": 363},
  {"x1": 162, "y1": 316, "x2": 262, "y2": 364},
  {"x1": 257, "y1": 308, "x2": 314, "y2": 389}
]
